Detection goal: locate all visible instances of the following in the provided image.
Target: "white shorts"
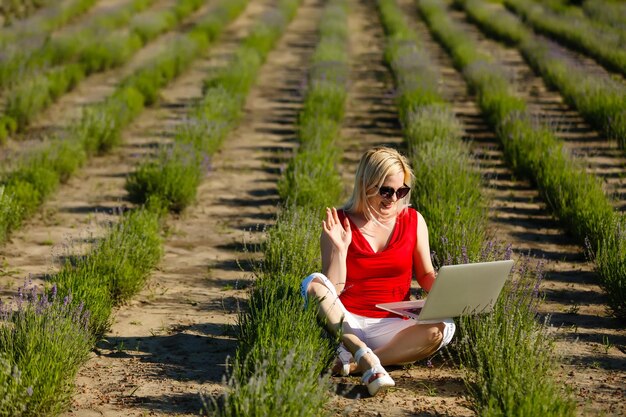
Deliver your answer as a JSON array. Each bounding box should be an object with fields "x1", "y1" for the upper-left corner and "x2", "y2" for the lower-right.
[{"x1": 301, "y1": 273, "x2": 455, "y2": 351}]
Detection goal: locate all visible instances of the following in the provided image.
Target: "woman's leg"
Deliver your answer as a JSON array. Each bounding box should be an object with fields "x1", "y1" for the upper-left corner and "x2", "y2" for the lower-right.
[
  {"x1": 371, "y1": 323, "x2": 445, "y2": 369},
  {"x1": 303, "y1": 275, "x2": 379, "y2": 371}
]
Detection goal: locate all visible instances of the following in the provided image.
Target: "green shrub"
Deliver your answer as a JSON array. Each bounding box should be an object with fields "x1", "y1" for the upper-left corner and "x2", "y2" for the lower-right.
[
  {"x1": 130, "y1": 10, "x2": 177, "y2": 44},
  {"x1": 278, "y1": 149, "x2": 343, "y2": 209},
  {"x1": 54, "y1": 209, "x2": 163, "y2": 335},
  {"x1": 126, "y1": 145, "x2": 204, "y2": 213},
  {"x1": 456, "y1": 254, "x2": 576, "y2": 416},
  {"x1": 592, "y1": 218, "x2": 626, "y2": 318},
  {"x1": 0, "y1": 283, "x2": 93, "y2": 416}
]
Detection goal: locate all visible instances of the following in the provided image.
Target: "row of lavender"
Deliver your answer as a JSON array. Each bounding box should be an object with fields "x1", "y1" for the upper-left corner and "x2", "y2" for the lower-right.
[
  {"x1": 503, "y1": 0, "x2": 626, "y2": 77},
  {"x1": 455, "y1": 0, "x2": 625, "y2": 152},
  {"x1": 378, "y1": 0, "x2": 574, "y2": 414},
  {"x1": 0, "y1": 0, "x2": 218, "y2": 245},
  {"x1": 0, "y1": 0, "x2": 152, "y2": 91},
  {"x1": 0, "y1": 0, "x2": 50, "y2": 26},
  {"x1": 417, "y1": 0, "x2": 625, "y2": 319},
  {"x1": 0, "y1": 1, "x2": 249, "y2": 414},
  {"x1": 0, "y1": 0, "x2": 95, "y2": 45},
  {"x1": 0, "y1": 0, "x2": 207, "y2": 142},
  {"x1": 208, "y1": 0, "x2": 349, "y2": 414}
]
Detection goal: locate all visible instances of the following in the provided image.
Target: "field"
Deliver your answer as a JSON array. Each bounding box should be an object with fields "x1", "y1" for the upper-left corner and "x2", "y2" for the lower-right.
[{"x1": 0, "y1": 0, "x2": 624, "y2": 416}]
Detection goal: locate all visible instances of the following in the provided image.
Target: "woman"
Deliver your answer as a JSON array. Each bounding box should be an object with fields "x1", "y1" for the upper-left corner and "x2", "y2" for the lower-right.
[{"x1": 300, "y1": 146, "x2": 455, "y2": 396}]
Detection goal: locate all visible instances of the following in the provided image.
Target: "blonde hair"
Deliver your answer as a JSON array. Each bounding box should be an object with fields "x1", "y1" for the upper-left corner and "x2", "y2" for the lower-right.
[{"x1": 343, "y1": 146, "x2": 414, "y2": 221}]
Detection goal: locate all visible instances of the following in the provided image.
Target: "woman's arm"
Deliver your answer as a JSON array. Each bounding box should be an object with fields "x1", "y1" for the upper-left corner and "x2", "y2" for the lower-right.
[
  {"x1": 321, "y1": 207, "x2": 351, "y2": 294},
  {"x1": 413, "y1": 211, "x2": 436, "y2": 292}
]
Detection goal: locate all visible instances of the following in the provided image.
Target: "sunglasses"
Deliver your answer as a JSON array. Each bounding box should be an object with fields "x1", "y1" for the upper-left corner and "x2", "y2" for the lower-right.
[{"x1": 378, "y1": 184, "x2": 410, "y2": 200}]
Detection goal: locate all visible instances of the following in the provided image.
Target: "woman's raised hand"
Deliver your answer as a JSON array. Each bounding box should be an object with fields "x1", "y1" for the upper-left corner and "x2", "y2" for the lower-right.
[{"x1": 322, "y1": 207, "x2": 352, "y2": 252}]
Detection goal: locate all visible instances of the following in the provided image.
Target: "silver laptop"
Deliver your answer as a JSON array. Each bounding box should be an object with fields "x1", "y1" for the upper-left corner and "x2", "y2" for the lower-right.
[{"x1": 376, "y1": 260, "x2": 514, "y2": 323}]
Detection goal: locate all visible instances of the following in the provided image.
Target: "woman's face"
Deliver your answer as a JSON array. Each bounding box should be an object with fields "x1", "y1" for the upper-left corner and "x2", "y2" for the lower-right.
[{"x1": 367, "y1": 171, "x2": 406, "y2": 219}]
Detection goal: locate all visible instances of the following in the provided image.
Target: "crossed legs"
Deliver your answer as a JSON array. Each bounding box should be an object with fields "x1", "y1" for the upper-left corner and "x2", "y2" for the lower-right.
[{"x1": 305, "y1": 275, "x2": 445, "y2": 375}]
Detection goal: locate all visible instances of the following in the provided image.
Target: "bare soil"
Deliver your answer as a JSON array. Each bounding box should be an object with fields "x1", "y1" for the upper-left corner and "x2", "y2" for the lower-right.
[{"x1": 0, "y1": 0, "x2": 624, "y2": 416}]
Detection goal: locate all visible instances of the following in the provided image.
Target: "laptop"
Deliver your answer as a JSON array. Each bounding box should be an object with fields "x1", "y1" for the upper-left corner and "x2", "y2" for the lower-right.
[{"x1": 376, "y1": 260, "x2": 514, "y2": 323}]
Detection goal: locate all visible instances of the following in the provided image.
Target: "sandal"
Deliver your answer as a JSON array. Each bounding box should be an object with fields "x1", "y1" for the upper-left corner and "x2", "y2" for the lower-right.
[
  {"x1": 354, "y1": 347, "x2": 395, "y2": 396},
  {"x1": 332, "y1": 344, "x2": 354, "y2": 376}
]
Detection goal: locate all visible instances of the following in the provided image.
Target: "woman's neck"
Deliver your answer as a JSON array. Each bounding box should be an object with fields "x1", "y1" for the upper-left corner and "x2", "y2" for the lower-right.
[{"x1": 352, "y1": 209, "x2": 397, "y2": 229}]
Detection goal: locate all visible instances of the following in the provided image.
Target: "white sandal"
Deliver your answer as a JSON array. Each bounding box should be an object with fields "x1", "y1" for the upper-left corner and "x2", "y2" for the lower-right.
[
  {"x1": 335, "y1": 344, "x2": 353, "y2": 376},
  {"x1": 354, "y1": 347, "x2": 395, "y2": 396}
]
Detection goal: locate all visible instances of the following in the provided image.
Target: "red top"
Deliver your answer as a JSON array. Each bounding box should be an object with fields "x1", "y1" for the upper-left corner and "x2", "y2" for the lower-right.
[{"x1": 337, "y1": 208, "x2": 418, "y2": 318}]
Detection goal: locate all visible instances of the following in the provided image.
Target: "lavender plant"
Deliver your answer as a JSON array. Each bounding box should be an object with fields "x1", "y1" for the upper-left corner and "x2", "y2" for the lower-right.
[
  {"x1": 0, "y1": 0, "x2": 206, "y2": 143},
  {"x1": 378, "y1": 0, "x2": 575, "y2": 414},
  {"x1": 0, "y1": 0, "x2": 51, "y2": 25},
  {"x1": 278, "y1": 0, "x2": 347, "y2": 208},
  {"x1": 54, "y1": 207, "x2": 163, "y2": 335},
  {"x1": 582, "y1": 0, "x2": 626, "y2": 31},
  {"x1": 220, "y1": 204, "x2": 335, "y2": 416},
  {"x1": 0, "y1": 282, "x2": 93, "y2": 416},
  {"x1": 126, "y1": 143, "x2": 205, "y2": 213},
  {"x1": 0, "y1": 0, "x2": 97, "y2": 47},
  {"x1": 453, "y1": 246, "x2": 575, "y2": 416},
  {"x1": 0, "y1": 353, "x2": 27, "y2": 416},
  {"x1": 209, "y1": 349, "x2": 332, "y2": 417}
]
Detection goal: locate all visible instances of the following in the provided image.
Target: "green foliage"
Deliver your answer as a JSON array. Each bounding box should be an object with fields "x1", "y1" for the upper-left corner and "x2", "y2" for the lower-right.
[
  {"x1": 126, "y1": 144, "x2": 204, "y2": 213},
  {"x1": 210, "y1": 1, "x2": 343, "y2": 415},
  {"x1": 278, "y1": 149, "x2": 343, "y2": 209},
  {"x1": 54, "y1": 209, "x2": 163, "y2": 335},
  {"x1": 279, "y1": 0, "x2": 347, "y2": 210},
  {"x1": 124, "y1": 0, "x2": 249, "y2": 214},
  {"x1": 179, "y1": 88, "x2": 242, "y2": 152},
  {"x1": 214, "y1": 205, "x2": 334, "y2": 416},
  {"x1": 0, "y1": 139, "x2": 85, "y2": 225},
  {"x1": 0, "y1": 185, "x2": 21, "y2": 243},
  {"x1": 130, "y1": 9, "x2": 177, "y2": 43},
  {"x1": 75, "y1": 87, "x2": 145, "y2": 155},
  {"x1": 0, "y1": 353, "x2": 27, "y2": 416},
  {"x1": 381, "y1": 1, "x2": 575, "y2": 415},
  {"x1": 0, "y1": 284, "x2": 94, "y2": 416},
  {"x1": 456, "y1": 256, "x2": 576, "y2": 416},
  {"x1": 210, "y1": 349, "x2": 332, "y2": 417},
  {"x1": 204, "y1": 47, "x2": 262, "y2": 97},
  {"x1": 82, "y1": 32, "x2": 143, "y2": 73},
  {"x1": 503, "y1": 0, "x2": 626, "y2": 76},
  {"x1": 123, "y1": 36, "x2": 201, "y2": 105},
  {"x1": 378, "y1": 0, "x2": 486, "y2": 261},
  {"x1": 5, "y1": 64, "x2": 84, "y2": 132},
  {"x1": 592, "y1": 218, "x2": 626, "y2": 318},
  {"x1": 300, "y1": 82, "x2": 346, "y2": 124}
]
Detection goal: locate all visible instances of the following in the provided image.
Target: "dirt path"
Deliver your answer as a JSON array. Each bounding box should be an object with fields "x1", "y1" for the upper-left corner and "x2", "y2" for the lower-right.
[
  {"x1": 51, "y1": 0, "x2": 323, "y2": 414},
  {"x1": 393, "y1": 1, "x2": 625, "y2": 415}
]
